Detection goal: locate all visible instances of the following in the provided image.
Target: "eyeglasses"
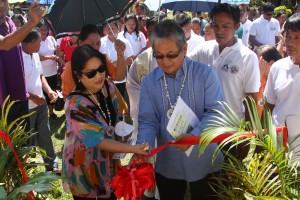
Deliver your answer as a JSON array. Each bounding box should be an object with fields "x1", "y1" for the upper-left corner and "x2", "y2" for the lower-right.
[
  {"x1": 153, "y1": 50, "x2": 182, "y2": 60},
  {"x1": 82, "y1": 65, "x2": 106, "y2": 79}
]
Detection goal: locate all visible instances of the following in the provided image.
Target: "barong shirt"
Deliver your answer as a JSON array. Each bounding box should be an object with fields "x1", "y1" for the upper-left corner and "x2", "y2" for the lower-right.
[{"x1": 137, "y1": 57, "x2": 224, "y2": 182}]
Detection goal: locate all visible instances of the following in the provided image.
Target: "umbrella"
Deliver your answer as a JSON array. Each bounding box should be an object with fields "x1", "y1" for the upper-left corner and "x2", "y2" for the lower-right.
[
  {"x1": 27, "y1": 0, "x2": 54, "y2": 4},
  {"x1": 161, "y1": 0, "x2": 218, "y2": 12},
  {"x1": 45, "y1": 0, "x2": 136, "y2": 35},
  {"x1": 221, "y1": 0, "x2": 249, "y2": 4}
]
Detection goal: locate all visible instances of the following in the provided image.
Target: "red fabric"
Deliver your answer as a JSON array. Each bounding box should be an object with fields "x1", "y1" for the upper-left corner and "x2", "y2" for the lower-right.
[
  {"x1": 58, "y1": 36, "x2": 77, "y2": 62},
  {"x1": 0, "y1": 131, "x2": 35, "y2": 200},
  {"x1": 111, "y1": 127, "x2": 288, "y2": 199},
  {"x1": 111, "y1": 158, "x2": 155, "y2": 200}
]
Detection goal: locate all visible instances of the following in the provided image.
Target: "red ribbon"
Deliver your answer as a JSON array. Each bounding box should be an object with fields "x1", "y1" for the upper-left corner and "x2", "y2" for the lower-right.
[
  {"x1": 111, "y1": 159, "x2": 155, "y2": 200},
  {"x1": 0, "y1": 131, "x2": 35, "y2": 200},
  {"x1": 145, "y1": 127, "x2": 288, "y2": 158},
  {"x1": 111, "y1": 127, "x2": 288, "y2": 199}
]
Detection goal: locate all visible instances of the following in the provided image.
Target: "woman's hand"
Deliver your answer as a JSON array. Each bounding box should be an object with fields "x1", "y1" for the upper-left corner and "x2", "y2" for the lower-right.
[{"x1": 130, "y1": 143, "x2": 150, "y2": 155}]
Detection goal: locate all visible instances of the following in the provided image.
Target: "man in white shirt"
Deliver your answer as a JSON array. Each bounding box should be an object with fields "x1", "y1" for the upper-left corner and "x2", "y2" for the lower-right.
[
  {"x1": 188, "y1": 3, "x2": 260, "y2": 120},
  {"x1": 22, "y1": 30, "x2": 59, "y2": 172},
  {"x1": 249, "y1": 2, "x2": 280, "y2": 49},
  {"x1": 174, "y1": 13, "x2": 204, "y2": 53},
  {"x1": 239, "y1": 4, "x2": 253, "y2": 47},
  {"x1": 264, "y1": 13, "x2": 300, "y2": 154}
]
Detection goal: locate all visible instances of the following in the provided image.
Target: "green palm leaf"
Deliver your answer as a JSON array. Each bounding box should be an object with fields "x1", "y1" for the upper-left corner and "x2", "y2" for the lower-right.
[{"x1": 199, "y1": 97, "x2": 300, "y2": 199}]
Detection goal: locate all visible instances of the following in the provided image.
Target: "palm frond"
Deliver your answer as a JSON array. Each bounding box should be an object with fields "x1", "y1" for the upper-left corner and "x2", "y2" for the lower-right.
[{"x1": 199, "y1": 97, "x2": 300, "y2": 199}]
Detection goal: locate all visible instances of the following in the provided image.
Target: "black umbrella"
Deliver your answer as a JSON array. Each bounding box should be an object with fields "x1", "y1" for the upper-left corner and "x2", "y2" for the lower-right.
[{"x1": 45, "y1": 0, "x2": 136, "y2": 35}]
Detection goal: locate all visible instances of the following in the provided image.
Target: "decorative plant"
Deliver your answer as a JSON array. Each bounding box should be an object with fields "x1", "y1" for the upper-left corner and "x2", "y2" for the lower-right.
[
  {"x1": 274, "y1": 6, "x2": 292, "y2": 17},
  {"x1": 0, "y1": 97, "x2": 62, "y2": 200},
  {"x1": 198, "y1": 97, "x2": 300, "y2": 199}
]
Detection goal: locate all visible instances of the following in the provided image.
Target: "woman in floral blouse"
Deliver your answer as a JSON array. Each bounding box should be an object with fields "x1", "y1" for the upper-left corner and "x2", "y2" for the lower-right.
[{"x1": 62, "y1": 45, "x2": 148, "y2": 200}]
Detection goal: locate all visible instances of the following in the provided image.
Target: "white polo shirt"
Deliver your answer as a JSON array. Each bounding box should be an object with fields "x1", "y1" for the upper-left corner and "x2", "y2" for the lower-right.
[
  {"x1": 241, "y1": 19, "x2": 253, "y2": 46},
  {"x1": 188, "y1": 39, "x2": 260, "y2": 119},
  {"x1": 22, "y1": 51, "x2": 44, "y2": 109},
  {"x1": 100, "y1": 35, "x2": 133, "y2": 62},
  {"x1": 264, "y1": 57, "x2": 300, "y2": 127},
  {"x1": 38, "y1": 36, "x2": 58, "y2": 77},
  {"x1": 187, "y1": 31, "x2": 204, "y2": 54},
  {"x1": 249, "y1": 15, "x2": 280, "y2": 47},
  {"x1": 119, "y1": 31, "x2": 146, "y2": 56}
]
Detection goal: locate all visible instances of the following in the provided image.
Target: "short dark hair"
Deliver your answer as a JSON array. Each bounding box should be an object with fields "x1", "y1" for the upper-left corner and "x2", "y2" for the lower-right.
[
  {"x1": 210, "y1": 3, "x2": 240, "y2": 24},
  {"x1": 150, "y1": 19, "x2": 186, "y2": 51},
  {"x1": 79, "y1": 24, "x2": 100, "y2": 41},
  {"x1": 284, "y1": 13, "x2": 300, "y2": 32},
  {"x1": 22, "y1": 30, "x2": 40, "y2": 43},
  {"x1": 146, "y1": 11, "x2": 167, "y2": 29},
  {"x1": 174, "y1": 13, "x2": 191, "y2": 27},
  {"x1": 71, "y1": 45, "x2": 108, "y2": 91},
  {"x1": 255, "y1": 45, "x2": 282, "y2": 62},
  {"x1": 262, "y1": 2, "x2": 275, "y2": 13},
  {"x1": 103, "y1": 21, "x2": 119, "y2": 31},
  {"x1": 11, "y1": 14, "x2": 26, "y2": 26}
]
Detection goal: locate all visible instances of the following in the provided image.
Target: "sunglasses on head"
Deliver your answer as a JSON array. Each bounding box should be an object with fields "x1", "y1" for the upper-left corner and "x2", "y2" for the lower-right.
[
  {"x1": 153, "y1": 49, "x2": 182, "y2": 60},
  {"x1": 82, "y1": 64, "x2": 106, "y2": 79}
]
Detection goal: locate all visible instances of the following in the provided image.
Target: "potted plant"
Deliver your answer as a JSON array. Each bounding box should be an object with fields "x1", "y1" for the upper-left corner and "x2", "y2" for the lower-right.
[
  {"x1": 0, "y1": 97, "x2": 62, "y2": 200},
  {"x1": 198, "y1": 97, "x2": 300, "y2": 199}
]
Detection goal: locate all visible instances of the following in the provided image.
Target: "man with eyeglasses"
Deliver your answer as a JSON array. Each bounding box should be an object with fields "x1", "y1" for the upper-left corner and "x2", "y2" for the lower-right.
[
  {"x1": 136, "y1": 19, "x2": 224, "y2": 199},
  {"x1": 249, "y1": 2, "x2": 280, "y2": 50}
]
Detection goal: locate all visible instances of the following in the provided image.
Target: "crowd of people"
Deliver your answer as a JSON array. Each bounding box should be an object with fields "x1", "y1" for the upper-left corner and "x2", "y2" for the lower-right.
[{"x1": 1, "y1": 0, "x2": 300, "y2": 199}]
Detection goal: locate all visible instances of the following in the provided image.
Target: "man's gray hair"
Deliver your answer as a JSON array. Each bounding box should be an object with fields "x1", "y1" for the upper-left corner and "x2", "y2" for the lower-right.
[{"x1": 150, "y1": 19, "x2": 186, "y2": 51}]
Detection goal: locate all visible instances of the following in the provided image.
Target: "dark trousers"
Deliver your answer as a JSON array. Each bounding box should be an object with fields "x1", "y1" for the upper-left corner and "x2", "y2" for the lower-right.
[
  {"x1": 4, "y1": 99, "x2": 30, "y2": 132},
  {"x1": 155, "y1": 172, "x2": 218, "y2": 200},
  {"x1": 29, "y1": 104, "x2": 57, "y2": 170}
]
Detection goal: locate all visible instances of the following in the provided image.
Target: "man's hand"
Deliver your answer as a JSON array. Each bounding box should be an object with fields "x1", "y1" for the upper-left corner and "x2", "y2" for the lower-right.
[
  {"x1": 115, "y1": 39, "x2": 126, "y2": 56},
  {"x1": 48, "y1": 90, "x2": 58, "y2": 103},
  {"x1": 47, "y1": 55, "x2": 58, "y2": 60},
  {"x1": 171, "y1": 133, "x2": 194, "y2": 152},
  {"x1": 30, "y1": 94, "x2": 46, "y2": 106},
  {"x1": 28, "y1": 3, "x2": 44, "y2": 25}
]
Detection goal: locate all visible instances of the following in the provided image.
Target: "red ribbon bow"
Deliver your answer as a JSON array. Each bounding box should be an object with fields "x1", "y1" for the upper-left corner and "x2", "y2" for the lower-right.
[{"x1": 111, "y1": 158, "x2": 155, "y2": 200}]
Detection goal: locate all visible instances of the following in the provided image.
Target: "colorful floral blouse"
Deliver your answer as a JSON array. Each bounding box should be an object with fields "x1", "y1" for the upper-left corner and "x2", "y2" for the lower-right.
[{"x1": 62, "y1": 81, "x2": 118, "y2": 198}]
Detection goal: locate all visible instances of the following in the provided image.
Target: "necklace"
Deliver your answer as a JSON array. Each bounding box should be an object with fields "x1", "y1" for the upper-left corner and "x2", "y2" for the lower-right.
[
  {"x1": 163, "y1": 61, "x2": 187, "y2": 119},
  {"x1": 87, "y1": 89, "x2": 115, "y2": 137}
]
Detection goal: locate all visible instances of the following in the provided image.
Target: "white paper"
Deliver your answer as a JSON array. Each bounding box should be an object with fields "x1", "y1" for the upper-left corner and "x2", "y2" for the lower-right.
[
  {"x1": 167, "y1": 97, "x2": 200, "y2": 138},
  {"x1": 166, "y1": 97, "x2": 200, "y2": 157}
]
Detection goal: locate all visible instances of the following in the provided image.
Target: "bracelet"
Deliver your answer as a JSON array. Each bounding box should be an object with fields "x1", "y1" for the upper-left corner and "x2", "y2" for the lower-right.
[{"x1": 117, "y1": 54, "x2": 124, "y2": 58}]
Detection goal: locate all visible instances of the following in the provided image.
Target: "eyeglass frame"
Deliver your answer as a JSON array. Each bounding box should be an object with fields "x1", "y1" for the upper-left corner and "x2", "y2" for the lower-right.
[
  {"x1": 152, "y1": 49, "x2": 182, "y2": 60},
  {"x1": 81, "y1": 64, "x2": 106, "y2": 79}
]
